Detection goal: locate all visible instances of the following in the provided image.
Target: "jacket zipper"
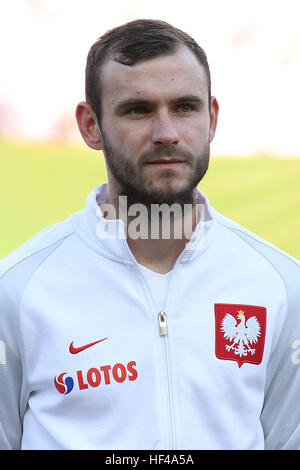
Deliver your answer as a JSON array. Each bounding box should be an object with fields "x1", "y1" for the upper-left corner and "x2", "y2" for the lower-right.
[
  {"x1": 158, "y1": 311, "x2": 167, "y2": 336},
  {"x1": 158, "y1": 311, "x2": 175, "y2": 449},
  {"x1": 128, "y1": 253, "x2": 180, "y2": 449}
]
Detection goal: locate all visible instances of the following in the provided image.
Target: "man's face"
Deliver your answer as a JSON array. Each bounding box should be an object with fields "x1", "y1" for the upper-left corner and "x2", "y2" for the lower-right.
[{"x1": 98, "y1": 46, "x2": 218, "y2": 206}]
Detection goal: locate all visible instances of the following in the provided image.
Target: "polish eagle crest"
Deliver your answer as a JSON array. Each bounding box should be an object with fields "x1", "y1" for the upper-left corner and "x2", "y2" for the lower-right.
[{"x1": 221, "y1": 310, "x2": 261, "y2": 357}]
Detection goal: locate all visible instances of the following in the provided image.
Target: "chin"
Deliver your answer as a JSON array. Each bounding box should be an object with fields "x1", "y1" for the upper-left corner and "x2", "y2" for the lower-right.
[{"x1": 143, "y1": 183, "x2": 196, "y2": 206}]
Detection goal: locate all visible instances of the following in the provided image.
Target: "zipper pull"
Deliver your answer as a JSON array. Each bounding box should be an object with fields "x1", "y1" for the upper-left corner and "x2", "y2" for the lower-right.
[{"x1": 158, "y1": 311, "x2": 167, "y2": 336}]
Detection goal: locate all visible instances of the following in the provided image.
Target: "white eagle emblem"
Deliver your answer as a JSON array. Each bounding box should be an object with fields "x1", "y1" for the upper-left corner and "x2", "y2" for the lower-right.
[{"x1": 221, "y1": 310, "x2": 261, "y2": 357}]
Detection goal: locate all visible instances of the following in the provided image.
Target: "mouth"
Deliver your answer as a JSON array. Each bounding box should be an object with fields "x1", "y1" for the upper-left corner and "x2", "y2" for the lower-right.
[{"x1": 147, "y1": 159, "x2": 186, "y2": 168}]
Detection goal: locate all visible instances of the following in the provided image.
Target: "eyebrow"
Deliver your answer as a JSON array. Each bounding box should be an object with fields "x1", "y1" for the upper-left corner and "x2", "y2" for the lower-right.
[{"x1": 114, "y1": 95, "x2": 204, "y2": 112}]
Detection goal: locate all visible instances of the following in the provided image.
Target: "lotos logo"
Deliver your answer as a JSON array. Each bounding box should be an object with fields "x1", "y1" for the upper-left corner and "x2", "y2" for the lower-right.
[
  {"x1": 54, "y1": 372, "x2": 74, "y2": 395},
  {"x1": 54, "y1": 361, "x2": 138, "y2": 395}
]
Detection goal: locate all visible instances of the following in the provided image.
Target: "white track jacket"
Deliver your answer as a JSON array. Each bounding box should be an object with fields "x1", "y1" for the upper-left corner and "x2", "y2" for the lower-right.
[{"x1": 0, "y1": 184, "x2": 299, "y2": 450}]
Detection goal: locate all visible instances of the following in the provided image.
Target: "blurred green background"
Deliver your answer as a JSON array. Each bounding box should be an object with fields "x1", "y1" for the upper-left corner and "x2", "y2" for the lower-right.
[{"x1": 0, "y1": 138, "x2": 299, "y2": 260}]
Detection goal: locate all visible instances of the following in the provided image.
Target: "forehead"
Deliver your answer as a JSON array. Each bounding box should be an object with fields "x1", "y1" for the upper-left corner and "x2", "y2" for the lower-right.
[{"x1": 100, "y1": 47, "x2": 209, "y2": 106}]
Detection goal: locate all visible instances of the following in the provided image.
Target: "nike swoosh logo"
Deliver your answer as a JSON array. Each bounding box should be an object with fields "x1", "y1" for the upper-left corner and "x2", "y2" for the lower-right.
[{"x1": 69, "y1": 338, "x2": 107, "y2": 354}]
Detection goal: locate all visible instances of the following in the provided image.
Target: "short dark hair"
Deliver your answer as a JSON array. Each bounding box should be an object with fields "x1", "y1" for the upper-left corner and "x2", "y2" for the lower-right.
[{"x1": 85, "y1": 19, "x2": 211, "y2": 124}]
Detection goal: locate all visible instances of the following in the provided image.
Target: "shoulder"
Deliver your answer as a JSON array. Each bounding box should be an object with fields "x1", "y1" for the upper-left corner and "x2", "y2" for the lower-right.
[
  {"x1": 212, "y1": 207, "x2": 299, "y2": 267},
  {"x1": 0, "y1": 216, "x2": 75, "y2": 284},
  {"x1": 211, "y1": 207, "x2": 300, "y2": 301}
]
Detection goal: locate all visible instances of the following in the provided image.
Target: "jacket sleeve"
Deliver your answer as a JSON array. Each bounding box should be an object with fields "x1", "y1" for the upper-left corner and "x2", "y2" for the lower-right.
[
  {"x1": 0, "y1": 237, "x2": 69, "y2": 450},
  {"x1": 260, "y1": 255, "x2": 300, "y2": 450},
  {"x1": 0, "y1": 278, "x2": 25, "y2": 450}
]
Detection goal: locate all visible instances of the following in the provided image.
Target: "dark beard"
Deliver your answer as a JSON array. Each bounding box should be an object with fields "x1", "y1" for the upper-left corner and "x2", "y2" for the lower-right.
[{"x1": 101, "y1": 130, "x2": 210, "y2": 209}]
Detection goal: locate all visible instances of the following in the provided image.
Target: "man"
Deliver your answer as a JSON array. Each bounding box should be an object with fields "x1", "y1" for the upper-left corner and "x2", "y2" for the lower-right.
[{"x1": 0, "y1": 19, "x2": 299, "y2": 450}]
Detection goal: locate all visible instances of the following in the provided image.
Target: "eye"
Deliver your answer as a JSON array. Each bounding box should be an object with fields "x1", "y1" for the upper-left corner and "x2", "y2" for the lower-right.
[
  {"x1": 128, "y1": 106, "x2": 148, "y2": 115},
  {"x1": 177, "y1": 104, "x2": 194, "y2": 113}
]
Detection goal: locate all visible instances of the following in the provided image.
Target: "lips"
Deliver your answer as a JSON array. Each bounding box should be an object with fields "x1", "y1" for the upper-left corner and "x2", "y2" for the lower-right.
[
  {"x1": 148, "y1": 159, "x2": 185, "y2": 164},
  {"x1": 147, "y1": 158, "x2": 186, "y2": 168}
]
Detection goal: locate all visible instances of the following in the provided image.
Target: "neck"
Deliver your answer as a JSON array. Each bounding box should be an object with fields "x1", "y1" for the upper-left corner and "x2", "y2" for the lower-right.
[{"x1": 99, "y1": 188, "x2": 202, "y2": 274}]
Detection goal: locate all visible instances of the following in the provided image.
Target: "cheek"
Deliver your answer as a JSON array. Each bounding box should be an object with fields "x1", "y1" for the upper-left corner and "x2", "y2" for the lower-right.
[
  {"x1": 118, "y1": 123, "x2": 150, "y2": 154},
  {"x1": 181, "y1": 122, "x2": 210, "y2": 148}
]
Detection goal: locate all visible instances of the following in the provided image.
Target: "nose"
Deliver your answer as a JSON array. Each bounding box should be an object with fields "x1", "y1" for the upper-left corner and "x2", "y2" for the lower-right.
[{"x1": 151, "y1": 111, "x2": 180, "y2": 146}]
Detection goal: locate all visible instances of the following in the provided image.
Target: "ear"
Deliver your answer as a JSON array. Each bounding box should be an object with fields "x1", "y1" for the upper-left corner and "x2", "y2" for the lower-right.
[
  {"x1": 75, "y1": 101, "x2": 103, "y2": 150},
  {"x1": 209, "y1": 96, "x2": 219, "y2": 143}
]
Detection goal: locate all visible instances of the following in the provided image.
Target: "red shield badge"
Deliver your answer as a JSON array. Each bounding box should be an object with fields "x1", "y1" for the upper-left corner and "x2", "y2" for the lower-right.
[{"x1": 215, "y1": 304, "x2": 266, "y2": 367}]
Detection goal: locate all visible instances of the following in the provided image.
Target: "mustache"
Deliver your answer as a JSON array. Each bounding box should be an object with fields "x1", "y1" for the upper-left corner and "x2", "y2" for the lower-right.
[{"x1": 138, "y1": 146, "x2": 194, "y2": 165}]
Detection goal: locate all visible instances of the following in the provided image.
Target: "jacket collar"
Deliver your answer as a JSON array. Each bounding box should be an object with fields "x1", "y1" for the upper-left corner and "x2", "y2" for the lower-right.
[{"x1": 71, "y1": 183, "x2": 217, "y2": 265}]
